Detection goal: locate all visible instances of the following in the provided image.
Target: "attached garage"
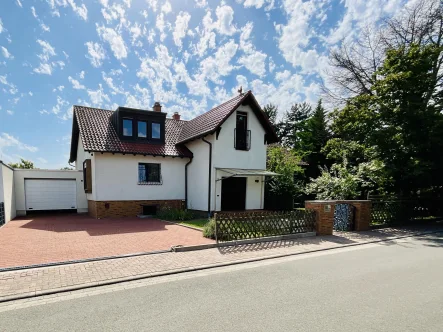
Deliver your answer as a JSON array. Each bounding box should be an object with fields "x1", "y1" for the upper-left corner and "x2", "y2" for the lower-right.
[
  {"x1": 13, "y1": 169, "x2": 88, "y2": 216},
  {"x1": 25, "y1": 179, "x2": 77, "y2": 211}
]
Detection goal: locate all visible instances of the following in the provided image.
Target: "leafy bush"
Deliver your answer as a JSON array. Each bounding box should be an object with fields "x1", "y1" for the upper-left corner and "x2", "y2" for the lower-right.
[
  {"x1": 157, "y1": 207, "x2": 194, "y2": 221},
  {"x1": 202, "y1": 219, "x2": 216, "y2": 239},
  {"x1": 306, "y1": 158, "x2": 389, "y2": 200}
]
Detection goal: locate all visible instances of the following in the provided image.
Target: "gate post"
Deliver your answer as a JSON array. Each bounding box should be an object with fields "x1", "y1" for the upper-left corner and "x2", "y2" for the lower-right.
[{"x1": 305, "y1": 201, "x2": 335, "y2": 235}]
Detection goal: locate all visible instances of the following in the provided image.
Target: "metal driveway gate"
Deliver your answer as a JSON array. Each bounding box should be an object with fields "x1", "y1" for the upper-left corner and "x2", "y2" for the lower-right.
[{"x1": 333, "y1": 203, "x2": 355, "y2": 231}]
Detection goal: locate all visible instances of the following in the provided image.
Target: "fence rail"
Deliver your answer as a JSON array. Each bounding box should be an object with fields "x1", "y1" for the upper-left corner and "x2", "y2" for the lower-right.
[
  {"x1": 215, "y1": 210, "x2": 316, "y2": 242},
  {"x1": 371, "y1": 199, "x2": 443, "y2": 226}
]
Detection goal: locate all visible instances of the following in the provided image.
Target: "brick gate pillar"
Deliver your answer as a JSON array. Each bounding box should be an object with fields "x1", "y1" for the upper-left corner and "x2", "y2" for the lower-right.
[
  {"x1": 305, "y1": 201, "x2": 336, "y2": 235},
  {"x1": 305, "y1": 200, "x2": 372, "y2": 235}
]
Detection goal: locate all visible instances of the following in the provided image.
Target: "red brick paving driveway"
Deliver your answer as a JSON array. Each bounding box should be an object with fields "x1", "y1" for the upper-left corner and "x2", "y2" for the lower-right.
[{"x1": 0, "y1": 214, "x2": 214, "y2": 268}]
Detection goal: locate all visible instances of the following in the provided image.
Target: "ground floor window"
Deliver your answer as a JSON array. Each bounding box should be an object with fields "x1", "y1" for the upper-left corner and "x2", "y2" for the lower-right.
[{"x1": 138, "y1": 163, "x2": 162, "y2": 184}]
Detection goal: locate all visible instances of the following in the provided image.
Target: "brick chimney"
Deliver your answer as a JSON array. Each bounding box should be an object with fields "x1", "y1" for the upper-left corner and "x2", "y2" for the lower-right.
[
  {"x1": 153, "y1": 102, "x2": 162, "y2": 112},
  {"x1": 172, "y1": 112, "x2": 181, "y2": 120}
]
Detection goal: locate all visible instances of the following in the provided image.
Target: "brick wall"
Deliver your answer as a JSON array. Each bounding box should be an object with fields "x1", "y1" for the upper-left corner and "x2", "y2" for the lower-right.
[
  {"x1": 305, "y1": 201, "x2": 335, "y2": 235},
  {"x1": 87, "y1": 200, "x2": 183, "y2": 219},
  {"x1": 305, "y1": 200, "x2": 372, "y2": 235}
]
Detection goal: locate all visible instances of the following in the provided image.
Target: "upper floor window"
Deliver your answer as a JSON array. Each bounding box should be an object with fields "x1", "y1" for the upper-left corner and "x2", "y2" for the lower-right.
[
  {"x1": 152, "y1": 122, "x2": 161, "y2": 139},
  {"x1": 138, "y1": 121, "x2": 147, "y2": 138},
  {"x1": 235, "y1": 111, "x2": 250, "y2": 151},
  {"x1": 123, "y1": 118, "x2": 133, "y2": 137},
  {"x1": 138, "y1": 163, "x2": 162, "y2": 184}
]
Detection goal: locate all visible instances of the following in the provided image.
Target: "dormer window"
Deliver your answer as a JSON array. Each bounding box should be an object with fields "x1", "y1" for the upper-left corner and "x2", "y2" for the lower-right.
[
  {"x1": 123, "y1": 118, "x2": 133, "y2": 137},
  {"x1": 152, "y1": 122, "x2": 161, "y2": 139},
  {"x1": 138, "y1": 121, "x2": 147, "y2": 138}
]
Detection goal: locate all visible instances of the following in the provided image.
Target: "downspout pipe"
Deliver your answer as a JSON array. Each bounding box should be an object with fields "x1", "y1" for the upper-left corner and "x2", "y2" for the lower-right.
[
  {"x1": 202, "y1": 137, "x2": 212, "y2": 218},
  {"x1": 185, "y1": 157, "x2": 193, "y2": 209}
]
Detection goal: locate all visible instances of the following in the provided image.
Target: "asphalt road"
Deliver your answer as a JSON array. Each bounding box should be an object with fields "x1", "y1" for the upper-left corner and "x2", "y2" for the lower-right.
[{"x1": 2, "y1": 233, "x2": 443, "y2": 332}]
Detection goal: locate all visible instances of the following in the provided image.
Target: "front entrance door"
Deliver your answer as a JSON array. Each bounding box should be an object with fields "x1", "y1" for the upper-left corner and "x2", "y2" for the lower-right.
[{"x1": 221, "y1": 177, "x2": 247, "y2": 211}]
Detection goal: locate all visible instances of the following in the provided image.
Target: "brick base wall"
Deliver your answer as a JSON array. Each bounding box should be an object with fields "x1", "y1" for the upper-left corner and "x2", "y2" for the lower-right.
[
  {"x1": 87, "y1": 200, "x2": 184, "y2": 219},
  {"x1": 305, "y1": 200, "x2": 372, "y2": 235}
]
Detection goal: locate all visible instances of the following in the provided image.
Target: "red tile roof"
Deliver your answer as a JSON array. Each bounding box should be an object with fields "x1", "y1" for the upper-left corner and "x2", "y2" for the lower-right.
[
  {"x1": 69, "y1": 91, "x2": 278, "y2": 162},
  {"x1": 178, "y1": 90, "x2": 279, "y2": 144},
  {"x1": 72, "y1": 106, "x2": 192, "y2": 159}
]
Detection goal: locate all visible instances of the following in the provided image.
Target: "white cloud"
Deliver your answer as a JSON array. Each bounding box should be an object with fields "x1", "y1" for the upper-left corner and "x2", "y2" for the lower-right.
[
  {"x1": 68, "y1": 76, "x2": 85, "y2": 89},
  {"x1": 16, "y1": 0, "x2": 23, "y2": 7},
  {"x1": 173, "y1": 12, "x2": 191, "y2": 49},
  {"x1": 1, "y1": 46, "x2": 13, "y2": 59},
  {"x1": 0, "y1": 19, "x2": 3, "y2": 34},
  {"x1": 102, "y1": 72, "x2": 124, "y2": 94},
  {"x1": 239, "y1": 0, "x2": 275, "y2": 10},
  {"x1": 146, "y1": 0, "x2": 158, "y2": 12},
  {"x1": 156, "y1": 13, "x2": 167, "y2": 41},
  {"x1": 0, "y1": 75, "x2": 8, "y2": 85},
  {"x1": 0, "y1": 133, "x2": 38, "y2": 155},
  {"x1": 87, "y1": 84, "x2": 110, "y2": 106},
  {"x1": 199, "y1": 39, "x2": 239, "y2": 84},
  {"x1": 51, "y1": 96, "x2": 68, "y2": 115},
  {"x1": 6, "y1": 109, "x2": 13, "y2": 115},
  {"x1": 215, "y1": 5, "x2": 236, "y2": 36},
  {"x1": 31, "y1": 6, "x2": 38, "y2": 18},
  {"x1": 34, "y1": 63, "x2": 52, "y2": 75},
  {"x1": 130, "y1": 23, "x2": 142, "y2": 46},
  {"x1": 85, "y1": 41, "x2": 106, "y2": 67},
  {"x1": 193, "y1": 11, "x2": 216, "y2": 57},
  {"x1": 67, "y1": 0, "x2": 88, "y2": 21},
  {"x1": 37, "y1": 157, "x2": 48, "y2": 164},
  {"x1": 97, "y1": 26, "x2": 128, "y2": 60},
  {"x1": 28, "y1": 91, "x2": 33, "y2": 96},
  {"x1": 195, "y1": 0, "x2": 207, "y2": 8},
  {"x1": 101, "y1": 2, "x2": 126, "y2": 24},
  {"x1": 79, "y1": 70, "x2": 85, "y2": 79},
  {"x1": 125, "y1": 84, "x2": 151, "y2": 109},
  {"x1": 45, "y1": 0, "x2": 87, "y2": 20},
  {"x1": 40, "y1": 23, "x2": 50, "y2": 32},
  {"x1": 36, "y1": 39, "x2": 56, "y2": 62},
  {"x1": 238, "y1": 50, "x2": 267, "y2": 77},
  {"x1": 161, "y1": 1, "x2": 171, "y2": 13},
  {"x1": 269, "y1": 56, "x2": 275, "y2": 72}
]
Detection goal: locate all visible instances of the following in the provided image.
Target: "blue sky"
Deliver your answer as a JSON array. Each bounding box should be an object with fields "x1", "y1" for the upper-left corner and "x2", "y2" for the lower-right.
[{"x1": 0, "y1": 0, "x2": 412, "y2": 169}]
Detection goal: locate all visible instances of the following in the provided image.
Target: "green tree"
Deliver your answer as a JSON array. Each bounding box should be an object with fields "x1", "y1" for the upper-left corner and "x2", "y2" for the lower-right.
[
  {"x1": 262, "y1": 103, "x2": 280, "y2": 136},
  {"x1": 9, "y1": 159, "x2": 35, "y2": 169},
  {"x1": 279, "y1": 102, "x2": 312, "y2": 150},
  {"x1": 265, "y1": 145, "x2": 305, "y2": 209},
  {"x1": 300, "y1": 100, "x2": 331, "y2": 178}
]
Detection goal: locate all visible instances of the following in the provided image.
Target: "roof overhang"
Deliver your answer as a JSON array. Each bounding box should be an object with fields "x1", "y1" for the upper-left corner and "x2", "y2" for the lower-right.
[{"x1": 216, "y1": 168, "x2": 280, "y2": 181}]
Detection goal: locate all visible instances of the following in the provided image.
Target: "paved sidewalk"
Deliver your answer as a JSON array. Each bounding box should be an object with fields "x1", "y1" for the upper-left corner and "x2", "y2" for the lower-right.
[{"x1": 0, "y1": 226, "x2": 440, "y2": 302}]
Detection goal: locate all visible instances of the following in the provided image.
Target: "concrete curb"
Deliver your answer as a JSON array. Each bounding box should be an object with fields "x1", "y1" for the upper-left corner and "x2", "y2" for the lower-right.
[
  {"x1": 0, "y1": 229, "x2": 440, "y2": 304},
  {"x1": 0, "y1": 249, "x2": 172, "y2": 273},
  {"x1": 159, "y1": 219, "x2": 205, "y2": 232},
  {"x1": 171, "y1": 232, "x2": 316, "y2": 252}
]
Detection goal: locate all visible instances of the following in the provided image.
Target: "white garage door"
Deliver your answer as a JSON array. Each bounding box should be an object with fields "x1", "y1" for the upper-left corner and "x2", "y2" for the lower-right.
[{"x1": 25, "y1": 179, "x2": 77, "y2": 211}]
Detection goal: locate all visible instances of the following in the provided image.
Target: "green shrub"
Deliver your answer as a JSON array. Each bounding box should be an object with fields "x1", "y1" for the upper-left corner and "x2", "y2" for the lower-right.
[
  {"x1": 157, "y1": 207, "x2": 194, "y2": 221},
  {"x1": 202, "y1": 219, "x2": 216, "y2": 239}
]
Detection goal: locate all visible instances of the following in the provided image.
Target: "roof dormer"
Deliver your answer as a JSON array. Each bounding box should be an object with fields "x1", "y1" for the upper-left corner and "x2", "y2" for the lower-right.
[{"x1": 110, "y1": 103, "x2": 166, "y2": 144}]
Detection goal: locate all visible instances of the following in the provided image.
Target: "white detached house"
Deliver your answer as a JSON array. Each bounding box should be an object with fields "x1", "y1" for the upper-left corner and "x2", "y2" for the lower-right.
[{"x1": 69, "y1": 90, "x2": 279, "y2": 218}]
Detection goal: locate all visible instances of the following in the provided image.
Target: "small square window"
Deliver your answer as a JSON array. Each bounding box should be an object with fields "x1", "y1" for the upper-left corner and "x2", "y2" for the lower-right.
[
  {"x1": 123, "y1": 119, "x2": 133, "y2": 137},
  {"x1": 138, "y1": 121, "x2": 147, "y2": 138},
  {"x1": 152, "y1": 122, "x2": 161, "y2": 139},
  {"x1": 138, "y1": 163, "x2": 162, "y2": 184}
]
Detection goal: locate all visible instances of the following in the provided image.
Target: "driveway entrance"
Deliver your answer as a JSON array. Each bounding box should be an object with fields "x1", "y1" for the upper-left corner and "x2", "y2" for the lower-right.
[{"x1": 0, "y1": 214, "x2": 214, "y2": 268}]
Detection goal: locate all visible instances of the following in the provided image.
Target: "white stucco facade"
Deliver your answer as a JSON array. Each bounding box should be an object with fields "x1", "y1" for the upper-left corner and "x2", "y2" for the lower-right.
[
  {"x1": 14, "y1": 169, "x2": 88, "y2": 216},
  {"x1": 185, "y1": 104, "x2": 268, "y2": 212},
  {"x1": 92, "y1": 153, "x2": 188, "y2": 201},
  {"x1": 0, "y1": 162, "x2": 16, "y2": 223}
]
